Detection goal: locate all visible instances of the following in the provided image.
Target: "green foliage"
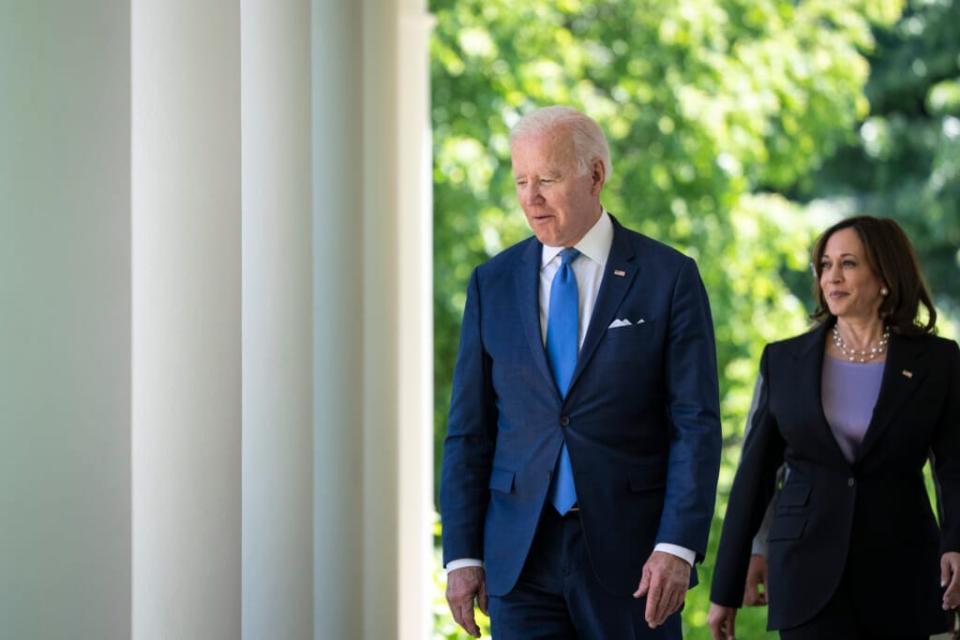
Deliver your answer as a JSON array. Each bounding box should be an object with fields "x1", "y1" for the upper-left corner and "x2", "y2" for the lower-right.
[
  {"x1": 798, "y1": 0, "x2": 960, "y2": 317},
  {"x1": 425, "y1": 0, "x2": 960, "y2": 637}
]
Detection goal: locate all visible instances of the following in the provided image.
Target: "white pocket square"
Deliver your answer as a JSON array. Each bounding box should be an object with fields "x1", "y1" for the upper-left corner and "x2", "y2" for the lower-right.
[{"x1": 608, "y1": 318, "x2": 644, "y2": 329}]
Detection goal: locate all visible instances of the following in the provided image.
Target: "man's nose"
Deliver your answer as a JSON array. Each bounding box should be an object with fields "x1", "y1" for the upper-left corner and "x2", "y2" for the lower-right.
[{"x1": 521, "y1": 182, "x2": 543, "y2": 203}]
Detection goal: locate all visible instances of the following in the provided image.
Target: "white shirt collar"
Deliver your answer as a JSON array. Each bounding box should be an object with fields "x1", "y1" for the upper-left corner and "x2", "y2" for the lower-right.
[{"x1": 541, "y1": 209, "x2": 613, "y2": 269}]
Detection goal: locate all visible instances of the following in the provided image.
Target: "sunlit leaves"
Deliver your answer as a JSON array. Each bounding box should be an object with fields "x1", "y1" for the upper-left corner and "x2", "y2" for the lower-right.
[{"x1": 929, "y1": 80, "x2": 960, "y2": 115}]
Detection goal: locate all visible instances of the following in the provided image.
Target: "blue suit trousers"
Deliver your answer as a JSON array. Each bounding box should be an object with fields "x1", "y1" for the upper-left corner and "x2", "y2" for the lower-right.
[{"x1": 488, "y1": 507, "x2": 682, "y2": 640}]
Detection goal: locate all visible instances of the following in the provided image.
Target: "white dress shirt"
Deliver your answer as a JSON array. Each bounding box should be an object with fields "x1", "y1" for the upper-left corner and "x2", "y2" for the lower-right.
[{"x1": 447, "y1": 211, "x2": 695, "y2": 572}]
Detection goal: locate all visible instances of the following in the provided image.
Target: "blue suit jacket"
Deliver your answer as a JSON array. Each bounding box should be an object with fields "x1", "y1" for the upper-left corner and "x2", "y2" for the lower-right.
[{"x1": 440, "y1": 215, "x2": 722, "y2": 597}]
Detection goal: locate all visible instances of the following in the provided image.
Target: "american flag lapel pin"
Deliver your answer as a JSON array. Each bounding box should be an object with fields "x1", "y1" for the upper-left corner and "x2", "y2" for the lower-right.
[
  {"x1": 613, "y1": 269, "x2": 626, "y2": 277},
  {"x1": 902, "y1": 369, "x2": 913, "y2": 378}
]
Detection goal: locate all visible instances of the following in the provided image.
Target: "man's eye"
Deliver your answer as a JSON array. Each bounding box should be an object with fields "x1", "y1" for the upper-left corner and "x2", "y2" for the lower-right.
[{"x1": 516, "y1": 180, "x2": 527, "y2": 187}]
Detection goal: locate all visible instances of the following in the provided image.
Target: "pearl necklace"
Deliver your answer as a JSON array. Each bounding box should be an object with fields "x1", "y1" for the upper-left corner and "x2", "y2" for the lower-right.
[{"x1": 831, "y1": 325, "x2": 890, "y2": 363}]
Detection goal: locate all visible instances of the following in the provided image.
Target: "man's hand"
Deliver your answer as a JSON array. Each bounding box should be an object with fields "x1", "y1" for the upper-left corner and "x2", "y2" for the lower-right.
[
  {"x1": 632, "y1": 550, "x2": 691, "y2": 628},
  {"x1": 742, "y1": 554, "x2": 768, "y2": 606},
  {"x1": 707, "y1": 603, "x2": 737, "y2": 640},
  {"x1": 446, "y1": 566, "x2": 488, "y2": 638},
  {"x1": 942, "y1": 552, "x2": 960, "y2": 610}
]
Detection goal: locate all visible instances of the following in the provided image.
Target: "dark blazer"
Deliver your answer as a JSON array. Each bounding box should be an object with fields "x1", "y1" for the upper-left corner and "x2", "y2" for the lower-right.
[
  {"x1": 440, "y1": 215, "x2": 722, "y2": 597},
  {"x1": 711, "y1": 323, "x2": 960, "y2": 633}
]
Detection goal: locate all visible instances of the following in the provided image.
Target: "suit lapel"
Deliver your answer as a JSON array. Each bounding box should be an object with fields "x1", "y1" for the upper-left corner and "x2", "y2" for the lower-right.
[
  {"x1": 792, "y1": 324, "x2": 851, "y2": 468},
  {"x1": 855, "y1": 334, "x2": 926, "y2": 463},
  {"x1": 567, "y1": 216, "x2": 638, "y2": 397},
  {"x1": 514, "y1": 237, "x2": 560, "y2": 400}
]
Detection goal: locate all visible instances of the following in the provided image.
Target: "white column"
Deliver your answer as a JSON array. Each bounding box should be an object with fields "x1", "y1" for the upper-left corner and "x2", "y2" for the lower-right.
[
  {"x1": 0, "y1": 3, "x2": 131, "y2": 638},
  {"x1": 311, "y1": 1, "x2": 364, "y2": 638},
  {"x1": 241, "y1": 0, "x2": 314, "y2": 638},
  {"x1": 360, "y1": 0, "x2": 435, "y2": 638},
  {"x1": 312, "y1": 0, "x2": 433, "y2": 637},
  {"x1": 3, "y1": 0, "x2": 432, "y2": 637},
  {"x1": 396, "y1": 6, "x2": 436, "y2": 640},
  {"x1": 131, "y1": 1, "x2": 242, "y2": 638},
  {"x1": 360, "y1": 0, "x2": 402, "y2": 635}
]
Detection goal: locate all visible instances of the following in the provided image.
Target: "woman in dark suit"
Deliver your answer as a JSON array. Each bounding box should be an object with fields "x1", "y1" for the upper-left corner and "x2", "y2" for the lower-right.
[{"x1": 708, "y1": 216, "x2": 960, "y2": 639}]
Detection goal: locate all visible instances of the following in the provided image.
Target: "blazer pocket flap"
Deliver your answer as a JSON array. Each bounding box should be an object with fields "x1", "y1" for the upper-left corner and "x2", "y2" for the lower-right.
[
  {"x1": 777, "y1": 483, "x2": 812, "y2": 508},
  {"x1": 628, "y1": 463, "x2": 667, "y2": 492},
  {"x1": 489, "y1": 468, "x2": 515, "y2": 493},
  {"x1": 768, "y1": 515, "x2": 806, "y2": 541}
]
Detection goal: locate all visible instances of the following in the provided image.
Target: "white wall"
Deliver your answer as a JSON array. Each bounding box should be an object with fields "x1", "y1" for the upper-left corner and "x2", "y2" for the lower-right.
[{"x1": 0, "y1": 2, "x2": 132, "y2": 638}]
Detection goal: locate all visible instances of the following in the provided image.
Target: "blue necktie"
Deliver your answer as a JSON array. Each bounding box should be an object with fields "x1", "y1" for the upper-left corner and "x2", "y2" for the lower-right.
[{"x1": 547, "y1": 248, "x2": 580, "y2": 515}]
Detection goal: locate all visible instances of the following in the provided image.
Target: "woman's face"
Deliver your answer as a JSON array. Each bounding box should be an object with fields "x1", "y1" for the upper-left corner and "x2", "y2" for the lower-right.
[{"x1": 819, "y1": 228, "x2": 885, "y2": 322}]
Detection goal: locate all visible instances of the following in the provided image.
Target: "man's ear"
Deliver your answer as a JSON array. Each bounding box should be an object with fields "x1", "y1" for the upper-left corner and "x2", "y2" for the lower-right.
[{"x1": 591, "y1": 158, "x2": 606, "y2": 195}]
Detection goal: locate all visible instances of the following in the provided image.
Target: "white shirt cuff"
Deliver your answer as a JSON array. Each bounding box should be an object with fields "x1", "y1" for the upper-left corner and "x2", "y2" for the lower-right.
[
  {"x1": 445, "y1": 558, "x2": 483, "y2": 573},
  {"x1": 751, "y1": 537, "x2": 768, "y2": 557},
  {"x1": 654, "y1": 543, "x2": 696, "y2": 566}
]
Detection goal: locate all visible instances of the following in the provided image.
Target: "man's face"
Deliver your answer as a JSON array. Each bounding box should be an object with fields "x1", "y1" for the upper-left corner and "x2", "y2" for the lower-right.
[{"x1": 511, "y1": 127, "x2": 603, "y2": 247}]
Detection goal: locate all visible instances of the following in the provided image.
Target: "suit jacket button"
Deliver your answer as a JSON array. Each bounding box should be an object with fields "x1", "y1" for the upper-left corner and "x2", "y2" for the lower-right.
[
  {"x1": 847, "y1": 477, "x2": 855, "y2": 487},
  {"x1": 560, "y1": 416, "x2": 570, "y2": 426}
]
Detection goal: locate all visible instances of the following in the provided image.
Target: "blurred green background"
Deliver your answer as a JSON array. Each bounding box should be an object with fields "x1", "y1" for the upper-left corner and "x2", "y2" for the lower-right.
[{"x1": 429, "y1": 0, "x2": 960, "y2": 637}]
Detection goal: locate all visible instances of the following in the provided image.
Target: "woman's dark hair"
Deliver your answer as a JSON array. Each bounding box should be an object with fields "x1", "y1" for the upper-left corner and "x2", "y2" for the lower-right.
[{"x1": 810, "y1": 215, "x2": 937, "y2": 335}]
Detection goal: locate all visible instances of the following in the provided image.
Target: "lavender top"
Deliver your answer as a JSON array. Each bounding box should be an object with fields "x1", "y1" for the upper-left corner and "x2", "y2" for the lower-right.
[{"x1": 821, "y1": 356, "x2": 886, "y2": 463}]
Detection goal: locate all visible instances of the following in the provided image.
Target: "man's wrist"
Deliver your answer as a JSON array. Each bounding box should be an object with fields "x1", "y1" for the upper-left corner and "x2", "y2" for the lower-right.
[
  {"x1": 446, "y1": 558, "x2": 483, "y2": 573},
  {"x1": 654, "y1": 543, "x2": 696, "y2": 566}
]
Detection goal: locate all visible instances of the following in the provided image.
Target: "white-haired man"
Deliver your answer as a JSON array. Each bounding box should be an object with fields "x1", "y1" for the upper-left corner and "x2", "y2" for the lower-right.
[{"x1": 440, "y1": 106, "x2": 721, "y2": 638}]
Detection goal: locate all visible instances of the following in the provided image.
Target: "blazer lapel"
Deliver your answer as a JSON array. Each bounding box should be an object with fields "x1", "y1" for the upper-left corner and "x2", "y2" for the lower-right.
[
  {"x1": 792, "y1": 324, "x2": 851, "y2": 468},
  {"x1": 855, "y1": 334, "x2": 927, "y2": 463},
  {"x1": 567, "y1": 216, "x2": 638, "y2": 396},
  {"x1": 514, "y1": 237, "x2": 560, "y2": 400}
]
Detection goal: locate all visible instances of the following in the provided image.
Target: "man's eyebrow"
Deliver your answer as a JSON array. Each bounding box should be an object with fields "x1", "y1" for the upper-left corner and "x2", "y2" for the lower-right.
[{"x1": 513, "y1": 171, "x2": 564, "y2": 180}]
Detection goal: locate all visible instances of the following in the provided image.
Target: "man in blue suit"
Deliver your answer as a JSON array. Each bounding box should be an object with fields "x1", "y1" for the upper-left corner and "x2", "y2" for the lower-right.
[{"x1": 440, "y1": 106, "x2": 721, "y2": 639}]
